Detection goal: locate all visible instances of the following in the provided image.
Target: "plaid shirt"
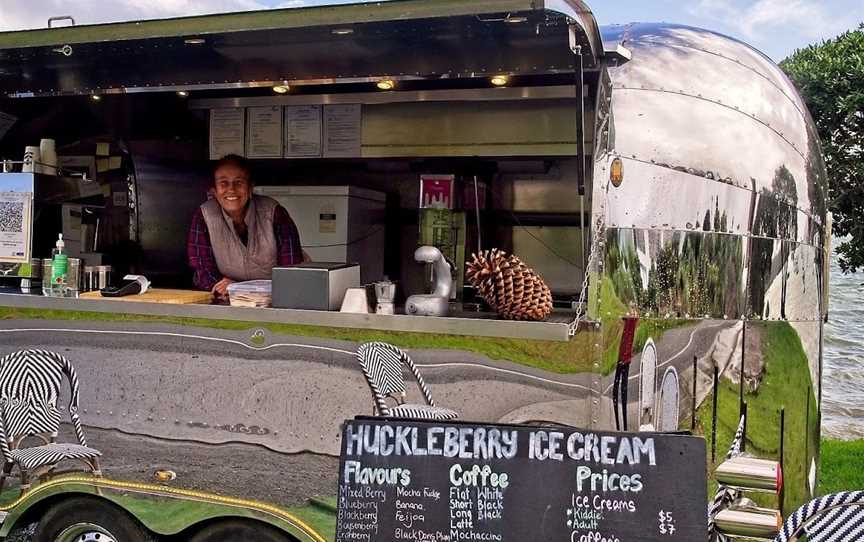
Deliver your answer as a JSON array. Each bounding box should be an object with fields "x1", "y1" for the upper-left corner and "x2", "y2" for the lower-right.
[{"x1": 187, "y1": 204, "x2": 302, "y2": 291}]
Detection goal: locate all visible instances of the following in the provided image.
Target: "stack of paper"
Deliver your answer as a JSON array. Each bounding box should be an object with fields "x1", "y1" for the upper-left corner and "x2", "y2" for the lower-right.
[{"x1": 227, "y1": 280, "x2": 272, "y2": 308}]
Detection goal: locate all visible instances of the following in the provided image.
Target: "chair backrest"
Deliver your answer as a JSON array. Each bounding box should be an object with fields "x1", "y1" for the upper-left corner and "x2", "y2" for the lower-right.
[
  {"x1": 356, "y1": 342, "x2": 436, "y2": 416},
  {"x1": 775, "y1": 491, "x2": 864, "y2": 542},
  {"x1": 0, "y1": 350, "x2": 88, "y2": 462}
]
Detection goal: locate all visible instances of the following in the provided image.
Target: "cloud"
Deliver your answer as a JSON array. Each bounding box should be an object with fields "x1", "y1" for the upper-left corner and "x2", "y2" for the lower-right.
[
  {"x1": 688, "y1": 0, "x2": 845, "y2": 39},
  {"x1": 0, "y1": 0, "x2": 271, "y2": 31}
]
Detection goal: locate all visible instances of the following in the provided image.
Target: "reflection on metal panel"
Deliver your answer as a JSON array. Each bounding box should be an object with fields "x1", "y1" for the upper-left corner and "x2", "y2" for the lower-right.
[
  {"x1": 611, "y1": 89, "x2": 808, "y2": 210},
  {"x1": 603, "y1": 228, "x2": 747, "y2": 319},
  {"x1": 747, "y1": 237, "x2": 786, "y2": 320},
  {"x1": 658, "y1": 366, "x2": 680, "y2": 432},
  {"x1": 604, "y1": 229, "x2": 825, "y2": 322},
  {"x1": 790, "y1": 320, "x2": 822, "y2": 409},
  {"x1": 784, "y1": 242, "x2": 823, "y2": 322},
  {"x1": 611, "y1": 26, "x2": 808, "y2": 151},
  {"x1": 740, "y1": 321, "x2": 819, "y2": 514},
  {"x1": 602, "y1": 23, "x2": 826, "y2": 221},
  {"x1": 639, "y1": 338, "x2": 658, "y2": 428},
  {"x1": 605, "y1": 159, "x2": 753, "y2": 235}
]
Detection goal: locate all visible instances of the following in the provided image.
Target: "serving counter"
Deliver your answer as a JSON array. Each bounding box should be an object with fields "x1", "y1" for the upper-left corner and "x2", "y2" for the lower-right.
[{"x1": 0, "y1": 291, "x2": 574, "y2": 342}]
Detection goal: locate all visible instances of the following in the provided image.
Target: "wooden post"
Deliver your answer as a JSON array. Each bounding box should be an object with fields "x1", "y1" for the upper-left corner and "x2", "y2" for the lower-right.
[
  {"x1": 739, "y1": 323, "x2": 746, "y2": 417},
  {"x1": 711, "y1": 365, "x2": 719, "y2": 463},
  {"x1": 780, "y1": 407, "x2": 786, "y2": 513},
  {"x1": 691, "y1": 355, "x2": 698, "y2": 431}
]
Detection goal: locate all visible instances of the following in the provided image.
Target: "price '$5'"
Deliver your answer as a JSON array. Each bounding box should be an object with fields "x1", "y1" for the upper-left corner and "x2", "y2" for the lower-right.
[{"x1": 658, "y1": 510, "x2": 676, "y2": 536}]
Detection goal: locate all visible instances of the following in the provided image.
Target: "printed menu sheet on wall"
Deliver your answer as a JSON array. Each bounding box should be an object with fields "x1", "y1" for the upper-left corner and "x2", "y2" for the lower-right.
[
  {"x1": 324, "y1": 104, "x2": 362, "y2": 158},
  {"x1": 246, "y1": 106, "x2": 284, "y2": 159},
  {"x1": 209, "y1": 108, "x2": 246, "y2": 159},
  {"x1": 336, "y1": 419, "x2": 707, "y2": 542},
  {"x1": 285, "y1": 105, "x2": 323, "y2": 158}
]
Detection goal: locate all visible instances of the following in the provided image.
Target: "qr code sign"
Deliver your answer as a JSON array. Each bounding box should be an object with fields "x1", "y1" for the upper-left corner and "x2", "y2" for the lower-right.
[{"x1": 0, "y1": 201, "x2": 24, "y2": 233}]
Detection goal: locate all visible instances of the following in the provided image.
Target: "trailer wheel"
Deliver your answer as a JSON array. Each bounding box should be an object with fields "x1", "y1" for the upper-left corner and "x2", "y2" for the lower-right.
[
  {"x1": 189, "y1": 520, "x2": 292, "y2": 542},
  {"x1": 33, "y1": 496, "x2": 155, "y2": 542}
]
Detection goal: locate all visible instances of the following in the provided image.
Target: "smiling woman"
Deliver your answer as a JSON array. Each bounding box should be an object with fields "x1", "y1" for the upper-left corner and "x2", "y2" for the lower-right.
[{"x1": 186, "y1": 154, "x2": 304, "y2": 300}]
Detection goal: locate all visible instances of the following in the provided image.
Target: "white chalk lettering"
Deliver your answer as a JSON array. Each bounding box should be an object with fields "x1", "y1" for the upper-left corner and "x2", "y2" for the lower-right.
[
  {"x1": 346, "y1": 424, "x2": 519, "y2": 460},
  {"x1": 380, "y1": 425, "x2": 394, "y2": 456},
  {"x1": 633, "y1": 437, "x2": 657, "y2": 466},
  {"x1": 575, "y1": 466, "x2": 642, "y2": 494},
  {"x1": 343, "y1": 460, "x2": 411, "y2": 486},
  {"x1": 550, "y1": 431, "x2": 565, "y2": 461},
  {"x1": 449, "y1": 464, "x2": 509, "y2": 488}
]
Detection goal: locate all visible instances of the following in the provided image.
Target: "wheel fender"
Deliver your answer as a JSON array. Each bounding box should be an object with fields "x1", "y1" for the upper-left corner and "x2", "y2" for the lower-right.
[{"x1": 0, "y1": 475, "x2": 329, "y2": 542}]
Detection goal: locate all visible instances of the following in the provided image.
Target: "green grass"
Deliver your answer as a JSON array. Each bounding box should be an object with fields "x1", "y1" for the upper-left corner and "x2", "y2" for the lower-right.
[
  {"x1": 696, "y1": 321, "x2": 819, "y2": 515},
  {"x1": 0, "y1": 307, "x2": 598, "y2": 374},
  {"x1": 818, "y1": 438, "x2": 864, "y2": 495}
]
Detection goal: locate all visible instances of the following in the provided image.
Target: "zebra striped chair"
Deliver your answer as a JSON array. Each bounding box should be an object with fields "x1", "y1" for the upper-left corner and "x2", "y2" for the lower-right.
[
  {"x1": 709, "y1": 415, "x2": 747, "y2": 541},
  {"x1": 0, "y1": 349, "x2": 102, "y2": 493},
  {"x1": 774, "y1": 491, "x2": 864, "y2": 542},
  {"x1": 356, "y1": 342, "x2": 458, "y2": 420}
]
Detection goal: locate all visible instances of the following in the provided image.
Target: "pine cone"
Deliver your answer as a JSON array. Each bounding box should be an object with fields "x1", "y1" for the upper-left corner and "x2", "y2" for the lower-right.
[{"x1": 465, "y1": 249, "x2": 553, "y2": 321}]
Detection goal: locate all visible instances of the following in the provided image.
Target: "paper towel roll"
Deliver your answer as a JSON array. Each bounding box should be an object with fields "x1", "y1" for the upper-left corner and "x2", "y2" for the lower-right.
[
  {"x1": 22, "y1": 146, "x2": 40, "y2": 173},
  {"x1": 39, "y1": 139, "x2": 57, "y2": 175}
]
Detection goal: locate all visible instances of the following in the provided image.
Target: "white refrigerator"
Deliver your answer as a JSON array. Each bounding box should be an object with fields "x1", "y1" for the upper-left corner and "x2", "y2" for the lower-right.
[{"x1": 253, "y1": 185, "x2": 386, "y2": 284}]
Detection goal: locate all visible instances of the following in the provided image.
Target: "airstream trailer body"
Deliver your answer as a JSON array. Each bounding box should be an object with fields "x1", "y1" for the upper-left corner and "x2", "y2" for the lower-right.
[{"x1": 0, "y1": 1, "x2": 826, "y2": 539}]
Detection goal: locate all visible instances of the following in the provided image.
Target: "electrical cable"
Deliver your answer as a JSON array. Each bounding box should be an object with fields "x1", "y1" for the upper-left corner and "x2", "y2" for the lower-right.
[
  {"x1": 300, "y1": 225, "x2": 386, "y2": 249},
  {"x1": 486, "y1": 173, "x2": 584, "y2": 268}
]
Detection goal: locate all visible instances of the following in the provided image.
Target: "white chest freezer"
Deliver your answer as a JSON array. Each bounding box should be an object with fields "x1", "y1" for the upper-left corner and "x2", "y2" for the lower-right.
[{"x1": 253, "y1": 185, "x2": 386, "y2": 284}]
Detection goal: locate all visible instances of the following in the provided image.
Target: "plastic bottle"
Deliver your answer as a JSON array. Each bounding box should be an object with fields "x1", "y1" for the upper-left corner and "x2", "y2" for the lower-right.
[{"x1": 48, "y1": 233, "x2": 67, "y2": 296}]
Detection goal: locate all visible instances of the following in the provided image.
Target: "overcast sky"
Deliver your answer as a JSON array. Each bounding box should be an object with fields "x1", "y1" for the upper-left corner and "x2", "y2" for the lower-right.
[{"x1": 0, "y1": 0, "x2": 861, "y2": 61}]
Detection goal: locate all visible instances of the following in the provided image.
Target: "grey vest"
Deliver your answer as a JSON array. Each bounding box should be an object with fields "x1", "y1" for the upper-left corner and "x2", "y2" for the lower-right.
[{"x1": 200, "y1": 195, "x2": 279, "y2": 282}]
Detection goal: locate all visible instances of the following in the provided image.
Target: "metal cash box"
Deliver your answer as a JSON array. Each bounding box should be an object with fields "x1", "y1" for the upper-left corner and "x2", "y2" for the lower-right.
[{"x1": 272, "y1": 262, "x2": 360, "y2": 311}]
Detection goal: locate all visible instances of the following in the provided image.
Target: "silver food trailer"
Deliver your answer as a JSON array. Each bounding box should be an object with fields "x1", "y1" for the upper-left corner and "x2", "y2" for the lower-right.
[{"x1": 0, "y1": 0, "x2": 827, "y2": 540}]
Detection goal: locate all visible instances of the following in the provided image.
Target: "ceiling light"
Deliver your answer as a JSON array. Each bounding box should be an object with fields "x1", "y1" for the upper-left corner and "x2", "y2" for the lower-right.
[
  {"x1": 331, "y1": 28, "x2": 354, "y2": 35},
  {"x1": 184, "y1": 37, "x2": 206, "y2": 45},
  {"x1": 272, "y1": 85, "x2": 290, "y2": 94},
  {"x1": 376, "y1": 79, "x2": 395, "y2": 91},
  {"x1": 490, "y1": 75, "x2": 509, "y2": 87},
  {"x1": 177, "y1": 90, "x2": 189, "y2": 97},
  {"x1": 90, "y1": 94, "x2": 102, "y2": 101}
]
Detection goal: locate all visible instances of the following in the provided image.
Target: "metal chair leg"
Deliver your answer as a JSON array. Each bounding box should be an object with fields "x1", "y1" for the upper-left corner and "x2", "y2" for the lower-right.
[
  {"x1": 0, "y1": 461, "x2": 13, "y2": 496},
  {"x1": 91, "y1": 456, "x2": 102, "y2": 476},
  {"x1": 18, "y1": 469, "x2": 30, "y2": 496}
]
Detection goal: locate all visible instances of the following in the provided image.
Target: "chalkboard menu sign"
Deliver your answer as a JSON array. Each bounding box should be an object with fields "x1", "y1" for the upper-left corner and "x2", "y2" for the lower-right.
[{"x1": 336, "y1": 418, "x2": 707, "y2": 542}]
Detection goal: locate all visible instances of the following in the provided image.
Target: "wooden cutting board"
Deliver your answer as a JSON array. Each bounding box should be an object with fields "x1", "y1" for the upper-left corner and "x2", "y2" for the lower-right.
[{"x1": 80, "y1": 288, "x2": 213, "y2": 304}]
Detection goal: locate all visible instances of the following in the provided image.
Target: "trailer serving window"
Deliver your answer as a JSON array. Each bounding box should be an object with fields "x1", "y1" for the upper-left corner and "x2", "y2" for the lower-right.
[{"x1": 0, "y1": 0, "x2": 606, "y2": 343}]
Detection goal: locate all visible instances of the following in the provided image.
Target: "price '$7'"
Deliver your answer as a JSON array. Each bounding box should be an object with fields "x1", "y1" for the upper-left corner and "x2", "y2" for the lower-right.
[{"x1": 658, "y1": 510, "x2": 676, "y2": 536}]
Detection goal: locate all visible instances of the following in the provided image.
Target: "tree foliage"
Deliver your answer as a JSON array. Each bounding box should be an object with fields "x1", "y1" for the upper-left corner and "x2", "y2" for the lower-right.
[{"x1": 781, "y1": 25, "x2": 864, "y2": 273}]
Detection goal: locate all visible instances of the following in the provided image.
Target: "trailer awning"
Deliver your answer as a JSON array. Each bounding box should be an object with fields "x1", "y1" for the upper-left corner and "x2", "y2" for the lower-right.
[{"x1": 0, "y1": 0, "x2": 603, "y2": 97}]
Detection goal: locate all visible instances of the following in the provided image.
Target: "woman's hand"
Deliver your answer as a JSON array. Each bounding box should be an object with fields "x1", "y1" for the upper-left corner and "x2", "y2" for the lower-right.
[{"x1": 211, "y1": 277, "x2": 235, "y2": 300}]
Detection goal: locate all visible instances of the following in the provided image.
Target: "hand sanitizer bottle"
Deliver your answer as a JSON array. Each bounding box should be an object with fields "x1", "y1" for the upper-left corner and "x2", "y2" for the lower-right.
[{"x1": 46, "y1": 233, "x2": 67, "y2": 297}]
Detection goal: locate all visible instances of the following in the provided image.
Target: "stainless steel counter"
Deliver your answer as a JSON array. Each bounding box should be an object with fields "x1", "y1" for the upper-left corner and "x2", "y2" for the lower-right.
[{"x1": 0, "y1": 292, "x2": 574, "y2": 342}]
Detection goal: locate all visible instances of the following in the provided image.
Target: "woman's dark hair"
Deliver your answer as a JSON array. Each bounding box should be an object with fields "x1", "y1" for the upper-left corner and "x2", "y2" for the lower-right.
[{"x1": 213, "y1": 154, "x2": 253, "y2": 183}]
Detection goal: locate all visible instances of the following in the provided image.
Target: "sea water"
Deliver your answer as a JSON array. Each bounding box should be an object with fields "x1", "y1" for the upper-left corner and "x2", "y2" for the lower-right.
[{"x1": 824, "y1": 240, "x2": 864, "y2": 439}]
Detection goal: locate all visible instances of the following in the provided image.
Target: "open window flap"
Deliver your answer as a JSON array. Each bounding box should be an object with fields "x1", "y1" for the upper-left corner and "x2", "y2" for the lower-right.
[{"x1": 0, "y1": 0, "x2": 603, "y2": 97}]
